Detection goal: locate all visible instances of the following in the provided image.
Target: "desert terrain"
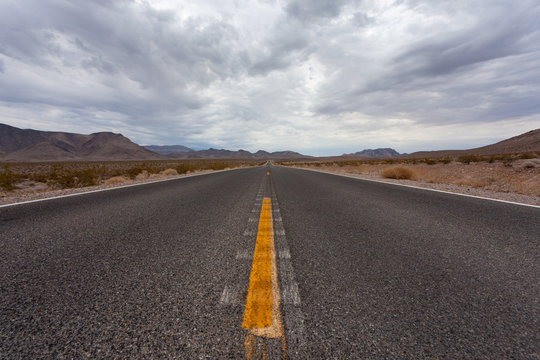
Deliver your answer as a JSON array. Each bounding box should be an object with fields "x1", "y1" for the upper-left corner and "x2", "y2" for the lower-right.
[
  {"x1": 280, "y1": 154, "x2": 540, "y2": 206},
  {"x1": 0, "y1": 159, "x2": 262, "y2": 205},
  {"x1": 2, "y1": 125, "x2": 539, "y2": 206}
]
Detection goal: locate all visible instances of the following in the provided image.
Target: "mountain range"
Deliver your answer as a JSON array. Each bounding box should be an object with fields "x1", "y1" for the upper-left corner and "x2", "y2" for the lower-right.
[
  {"x1": 1, "y1": 123, "x2": 538, "y2": 161},
  {"x1": 345, "y1": 148, "x2": 402, "y2": 158},
  {"x1": 0, "y1": 123, "x2": 162, "y2": 161},
  {"x1": 143, "y1": 145, "x2": 309, "y2": 159},
  {"x1": 144, "y1": 145, "x2": 194, "y2": 155},
  {"x1": 405, "y1": 128, "x2": 540, "y2": 158},
  {"x1": 0, "y1": 124, "x2": 309, "y2": 161}
]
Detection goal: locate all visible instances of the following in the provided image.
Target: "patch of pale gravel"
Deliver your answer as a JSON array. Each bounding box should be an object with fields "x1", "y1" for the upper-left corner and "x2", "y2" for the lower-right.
[
  {"x1": 0, "y1": 169, "x2": 220, "y2": 206},
  {"x1": 296, "y1": 167, "x2": 540, "y2": 207}
]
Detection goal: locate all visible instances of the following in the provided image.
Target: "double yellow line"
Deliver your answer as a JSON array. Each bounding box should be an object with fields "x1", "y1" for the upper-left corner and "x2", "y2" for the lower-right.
[{"x1": 242, "y1": 197, "x2": 285, "y2": 358}]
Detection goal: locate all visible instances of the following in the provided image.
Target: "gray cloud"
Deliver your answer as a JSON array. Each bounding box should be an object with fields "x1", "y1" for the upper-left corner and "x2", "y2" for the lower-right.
[
  {"x1": 314, "y1": 0, "x2": 540, "y2": 127},
  {"x1": 0, "y1": 0, "x2": 245, "y2": 120},
  {"x1": 351, "y1": 12, "x2": 374, "y2": 27},
  {"x1": 0, "y1": 0, "x2": 539, "y2": 155},
  {"x1": 286, "y1": 0, "x2": 350, "y2": 22},
  {"x1": 248, "y1": 19, "x2": 314, "y2": 76},
  {"x1": 395, "y1": 2, "x2": 540, "y2": 78}
]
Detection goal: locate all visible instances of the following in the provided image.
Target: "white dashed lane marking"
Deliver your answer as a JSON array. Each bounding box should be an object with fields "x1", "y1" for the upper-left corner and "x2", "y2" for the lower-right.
[
  {"x1": 236, "y1": 249, "x2": 252, "y2": 260},
  {"x1": 220, "y1": 285, "x2": 241, "y2": 306}
]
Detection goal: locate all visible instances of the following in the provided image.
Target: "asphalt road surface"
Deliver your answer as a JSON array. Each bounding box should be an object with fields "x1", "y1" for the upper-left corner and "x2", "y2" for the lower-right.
[{"x1": 1, "y1": 164, "x2": 538, "y2": 359}]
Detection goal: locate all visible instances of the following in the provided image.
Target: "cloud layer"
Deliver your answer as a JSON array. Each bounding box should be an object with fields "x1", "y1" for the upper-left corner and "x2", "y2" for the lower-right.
[{"x1": 1, "y1": 0, "x2": 539, "y2": 154}]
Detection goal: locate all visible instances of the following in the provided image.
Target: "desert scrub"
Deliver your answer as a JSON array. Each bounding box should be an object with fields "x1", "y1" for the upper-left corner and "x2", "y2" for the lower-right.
[
  {"x1": 162, "y1": 168, "x2": 178, "y2": 176},
  {"x1": 458, "y1": 155, "x2": 483, "y2": 164},
  {"x1": 175, "y1": 163, "x2": 196, "y2": 174},
  {"x1": 0, "y1": 168, "x2": 18, "y2": 191},
  {"x1": 126, "y1": 166, "x2": 147, "y2": 179},
  {"x1": 0, "y1": 159, "x2": 257, "y2": 192},
  {"x1": 381, "y1": 166, "x2": 416, "y2": 180},
  {"x1": 104, "y1": 176, "x2": 129, "y2": 185},
  {"x1": 206, "y1": 162, "x2": 229, "y2": 170}
]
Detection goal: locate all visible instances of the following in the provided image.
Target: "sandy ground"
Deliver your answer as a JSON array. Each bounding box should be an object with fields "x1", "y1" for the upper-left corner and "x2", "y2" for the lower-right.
[
  {"x1": 292, "y1": 160, "x2": 540, "y2": 206},
  {"x1": 0, "y1": 169, "x2": 223, "y2": 206}
]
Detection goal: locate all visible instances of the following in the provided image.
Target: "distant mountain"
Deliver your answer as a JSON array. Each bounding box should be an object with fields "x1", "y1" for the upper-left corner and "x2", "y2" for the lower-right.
[
  {"x1": 178, "y1": 148, "x2": 310, "y2": 159},
  {"x1": 144, "y1": 145, "x2": 194, "y2": 155},
  {"x1": 0, "y1": 123, "x2": 163, "y2": 161},
  {"x1": 347, "y1": 148, "x2": 401, "y2": 158},
  {"x1": 0, "y1": 124, "x2": 310, "y2": 161},
  {"x1": 139, "y1": 145, "x2": 309, "y2": 159},
  {"x1": 406, "y1": 129, "x2": 540, "y2": 158}
]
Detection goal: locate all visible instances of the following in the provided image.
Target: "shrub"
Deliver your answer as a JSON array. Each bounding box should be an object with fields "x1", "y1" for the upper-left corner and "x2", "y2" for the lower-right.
[
  {"x1": 0, "y1": 169, "x2": 17, "y2": 191},
  {"x1": 76, "y1": 169, "x2": 98, "y2": 187},
  {"x1": 522, "y1": 161, "x2": 536, "y2": 169},
  {"x1": 175, "y1": 163, "x2": 195, "y2": 174},
  {"x1": 28, "y1": 173, "x2": 49, "y2": 183},
  {"x1": 518, "y1": 153, "x2": 535, "y2": 160},
  {"x1": 104, "y1": 176, "x2": 128, "y2": 185},
  {"x1": 381, "y1": 166, "x2": 415, "y2": 180},
  {"x1": 126, "y1": 166, "x2": 144, "y2": 179},
  {"x1": 135, "y1": 170, "x2": 150, "y2": 180},
  {"x1": 57, "y1": 172, "x2": 77, "y2": 188},
  {"x1": 488, "y1": 155, "x2": 504, "y2": 163},
  {"x1": 162, "y1": 168, "x2": 178, "y2": 176},
  {"x1": 207, "y1": 162, "x2": 229, "y2": 170},
  {"x1": 458, "y1": 155, "x2": 482, "y2": 164}
]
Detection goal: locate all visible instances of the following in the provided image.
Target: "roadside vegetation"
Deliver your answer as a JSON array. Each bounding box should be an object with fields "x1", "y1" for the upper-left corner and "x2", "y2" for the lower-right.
[
  {"x1": 381, "y1": 166, "x2": 415, "y2": 180},
  {"x1": 279, "y1": 151, "x2": 539, "y2": 168},
  {"x1": 278, "y1": 152, "x2": 540, "y2": 197},
  {"x1": 0, "y1": 159, "x2": 263, "y2": 193}
]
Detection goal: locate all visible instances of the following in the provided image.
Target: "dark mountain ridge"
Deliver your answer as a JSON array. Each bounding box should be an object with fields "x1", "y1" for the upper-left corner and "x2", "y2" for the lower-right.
[
  {"x1": 405, "y1": 129, "x2": 540, "y2": 158},
  {"x1": 0, "y1": 124, "x2": 310, "y2": 161},
  {"x1": 144, "y1": 145, "x2": 194, "y2": 155},
  {"x1": 346, "y1": 148, "x2": 401, "y2": 158},
  {"x1": 165, "y1": 147, "x2": 310, "y2": 159},
  {"x1": 0, "y1": 123, "x2": 163, "y2": 161}
]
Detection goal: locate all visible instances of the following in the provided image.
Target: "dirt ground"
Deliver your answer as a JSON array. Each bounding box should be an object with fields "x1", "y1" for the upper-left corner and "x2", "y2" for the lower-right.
[{"x1": 293, "y1": 159, "x2": 540, "y2": 206}]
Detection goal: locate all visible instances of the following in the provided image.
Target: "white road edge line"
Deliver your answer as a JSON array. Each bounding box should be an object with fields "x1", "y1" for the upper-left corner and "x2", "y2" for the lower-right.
[
  {"x1": 0, "y1": 166, "x2": 254, "y2": 209},
  {"x1": 291, "y1": 166, "x2": 540, "y2": 209}
]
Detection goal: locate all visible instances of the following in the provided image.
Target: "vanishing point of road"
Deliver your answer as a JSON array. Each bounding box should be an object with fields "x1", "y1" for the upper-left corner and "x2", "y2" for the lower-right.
[{"x1": 1, "y1": 164, "x2": 538, "y2": 359}]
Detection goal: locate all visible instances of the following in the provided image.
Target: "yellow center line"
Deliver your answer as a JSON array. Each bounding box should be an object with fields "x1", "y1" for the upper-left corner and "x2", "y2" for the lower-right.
[{"x1": 242, "y1": 197, "x2": 285, "y2": 357}]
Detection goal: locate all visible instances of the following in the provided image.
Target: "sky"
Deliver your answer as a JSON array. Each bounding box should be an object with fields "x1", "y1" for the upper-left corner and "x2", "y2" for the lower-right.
[{"x1": 1, "y1": 0, "x2": 539, "y2": 156}]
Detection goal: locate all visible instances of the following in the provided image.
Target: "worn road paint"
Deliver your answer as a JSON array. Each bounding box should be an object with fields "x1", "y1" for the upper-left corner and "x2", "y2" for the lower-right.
[
  {"x1": 236, "y1": 249, "x2": 252, "y2": 260},
  {"x1": 219, "y1": 285, "x2": 240, "y2": 305},
  {"x1": 242, "y1": 197, "x2": 286, "y2": 358}
]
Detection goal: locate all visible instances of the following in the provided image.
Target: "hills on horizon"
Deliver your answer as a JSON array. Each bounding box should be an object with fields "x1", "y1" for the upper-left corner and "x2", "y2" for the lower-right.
[
  {"x1": 143, "y1": 144, "x2": 309, "y2": 159},
  {"x1": 404, "y1": 128, "x2": 540, "y2": 158},
  {"x1": 0, "y1": 123, "x2": 162, "y2": 161},
  {"x1": 0, "y1": 124, "x2": 310, "y2": 161},
  {"x1": 144, "y1": 144, "x2": 194, "y2": 155},
  {"x1": 1, "y1": 123, "x2": 538, "y2": 162},
  {"x1": 344, "y1": 148, "x2": 402, "y2": 158}
]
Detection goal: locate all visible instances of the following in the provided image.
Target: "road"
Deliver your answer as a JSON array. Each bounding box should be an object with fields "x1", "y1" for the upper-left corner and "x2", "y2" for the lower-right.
[{"x1": 1, "y1": 164, "x2": 538, "y2": 359}]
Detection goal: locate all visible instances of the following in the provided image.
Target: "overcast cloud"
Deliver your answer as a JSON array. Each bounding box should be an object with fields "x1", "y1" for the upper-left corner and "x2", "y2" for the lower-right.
[{"x1": 1, "y1": 0, "x2": 539, "y2": 155}]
